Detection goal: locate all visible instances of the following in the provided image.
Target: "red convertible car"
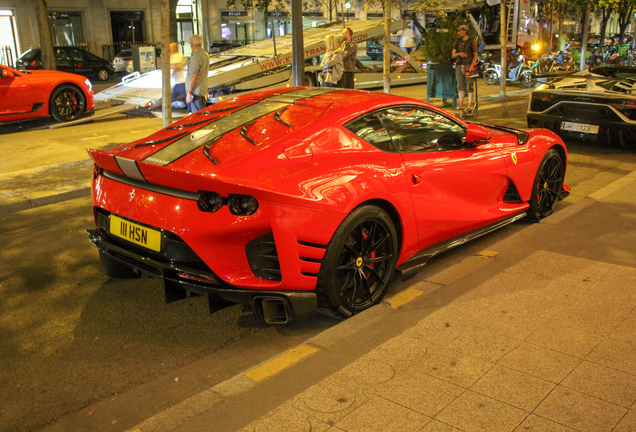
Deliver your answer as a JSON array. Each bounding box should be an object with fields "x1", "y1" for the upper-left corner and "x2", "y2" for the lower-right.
[
  {"x1": 0, "y1": 64, "x2": 94, "y2": 123},
  {"x1": 87, "y1": 87, "x2": 568, "y2": 324}
]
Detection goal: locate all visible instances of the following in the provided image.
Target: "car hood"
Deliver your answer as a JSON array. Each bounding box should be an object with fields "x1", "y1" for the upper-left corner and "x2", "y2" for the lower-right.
[{"x1": 20, "y1": 69, "x2": 88, "y2": 81}]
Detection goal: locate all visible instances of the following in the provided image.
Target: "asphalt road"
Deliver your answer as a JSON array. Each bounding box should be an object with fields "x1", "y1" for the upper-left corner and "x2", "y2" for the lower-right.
[{"x1": 2, "y1": 81, "x2": 636, "y2": 432}]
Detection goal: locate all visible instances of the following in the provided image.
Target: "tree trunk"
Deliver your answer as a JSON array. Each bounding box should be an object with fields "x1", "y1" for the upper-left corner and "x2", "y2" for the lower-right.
[
  {"x1": 383, "y1": 0, "x2": 391, "y2": 93},
  {"x1": 407, "y1": 12, "x2": 427, "y2": 37},
  {"x1": 35, "y1": 0, "x2": 55, "y2": 70},
  {"x1": 500, "y1": 0, "x2": 506, "y2": 97},
  {"x1": 162, "y1": 0, "x2": 172, "y2": 127},
  {"x1": 599, "y1": 8, "x2": 611, "y2": 48}
]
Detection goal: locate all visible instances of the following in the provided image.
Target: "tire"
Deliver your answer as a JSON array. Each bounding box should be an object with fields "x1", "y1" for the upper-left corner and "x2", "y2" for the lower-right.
[
  {"x1": 96, "y1": 67, "x2": 110, "y2": 81},
  {"x1": 519, "y1": 70, "x2": 536, "y2": 88},
  {"x1": 316, "y1": 205, "x2": 398, "y2": 318},
  {"x1": 49, "y1": 84, "x2": 86, "y2": 122},
  {"x1": 483, "y1": 68, "x2": 499, "y2": 85},
  {"x1": 99, "y1": 251, "x2": 140, "y2": 278},
  {"x1": 310, "y1": 56, "x2": 320, "y2": 66},
  {"x1": 527, "y1": 149, "x2": 564, "y2": 221},
  {"x1": 303, "y1": 72, "x2": 317, "y2": 87}
]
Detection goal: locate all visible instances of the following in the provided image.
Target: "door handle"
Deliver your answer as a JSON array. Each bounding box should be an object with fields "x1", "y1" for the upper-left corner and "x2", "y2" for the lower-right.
[{"x1": 412, "y1": 174, "x2": 422, "y2": 185}]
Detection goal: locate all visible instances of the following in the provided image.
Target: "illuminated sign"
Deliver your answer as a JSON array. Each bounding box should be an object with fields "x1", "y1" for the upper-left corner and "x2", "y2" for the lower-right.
[{"x1": 221, "y1": 11, "x2": 248, "y2": 17}]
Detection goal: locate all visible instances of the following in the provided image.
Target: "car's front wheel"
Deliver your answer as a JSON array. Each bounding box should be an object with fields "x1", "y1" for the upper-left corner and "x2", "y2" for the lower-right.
[
  {"x1": 317, "y1": 205, "x2": 398, "y2": 318},
  {"x1": 50, "y1": 85, "x2": 86, "y2": 122},
  {"x1": 527, "y1": 149, "x2": 564, "y2": 221}
]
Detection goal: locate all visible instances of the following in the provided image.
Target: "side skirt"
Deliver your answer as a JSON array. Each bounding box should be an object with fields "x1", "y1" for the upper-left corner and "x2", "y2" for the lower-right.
[{"x1": 396, "y1": 212, "x2": 527, "y2": 281}]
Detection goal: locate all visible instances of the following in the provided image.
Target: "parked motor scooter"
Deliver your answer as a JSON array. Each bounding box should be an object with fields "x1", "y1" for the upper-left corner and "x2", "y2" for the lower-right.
[{"x1": 482, "y1": 52, "x2": 537, "y2": 88}]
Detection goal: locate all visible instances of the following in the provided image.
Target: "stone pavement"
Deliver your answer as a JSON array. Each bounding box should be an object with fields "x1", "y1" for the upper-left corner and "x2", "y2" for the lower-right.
[{"x1": 0, "y1": 81, "x2": 532, "y2": 215}]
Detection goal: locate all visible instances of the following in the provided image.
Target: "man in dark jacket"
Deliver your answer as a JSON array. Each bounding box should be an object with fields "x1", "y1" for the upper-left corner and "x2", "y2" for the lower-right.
[{"x1": 339, "y1": 27, "x2": 357, "y2": 89}]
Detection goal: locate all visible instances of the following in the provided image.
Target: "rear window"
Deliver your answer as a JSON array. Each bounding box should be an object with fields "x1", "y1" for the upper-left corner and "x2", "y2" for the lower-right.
[
  {"x1": 20, "y1": 49, "x2": 40, "y2": 61},
  {"x1": 116, "y1": 50, "x2": 132, "y2": 57}
]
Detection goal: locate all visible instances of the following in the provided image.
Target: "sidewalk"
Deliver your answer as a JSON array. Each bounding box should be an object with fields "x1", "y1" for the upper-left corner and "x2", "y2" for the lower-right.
[{"x1": 0, "y1": 81, "x2": 531, "y2": 215}]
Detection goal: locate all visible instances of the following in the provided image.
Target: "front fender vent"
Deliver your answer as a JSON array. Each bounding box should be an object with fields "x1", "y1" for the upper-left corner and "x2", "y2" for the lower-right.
[
  {"x1": 246, "y1": 232, "x2": 281, "y2": 281},
  {"x1": 504, "y1": 180, "x2": 523, "y2": 203}
]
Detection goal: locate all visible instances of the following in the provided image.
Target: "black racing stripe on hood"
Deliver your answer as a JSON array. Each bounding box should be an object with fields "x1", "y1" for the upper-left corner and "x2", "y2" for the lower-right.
[{"x1": 141, "y1": 88, "x2": 343, "y2": 167}]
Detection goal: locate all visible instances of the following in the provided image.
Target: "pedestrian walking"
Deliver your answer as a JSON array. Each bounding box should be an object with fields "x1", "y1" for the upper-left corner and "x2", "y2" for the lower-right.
[
  {"x1": 339, "y1": 27, "x2": 357, "y2": 89},
  {"x1": 451, "y1": 24, "x2": 478, "y2": 111},
  {"x1": 321, "y1": 34, "x2": 344, "y2": 88},
  {"x1": 400, "y1": 27, "x2": 416, "y2": 54},
  {"x1": 170, "y1": 42, "x2": 186, "y2": 108},
  {"x1": 185, "y1": 34, "x2": 209, "y2": 113}
]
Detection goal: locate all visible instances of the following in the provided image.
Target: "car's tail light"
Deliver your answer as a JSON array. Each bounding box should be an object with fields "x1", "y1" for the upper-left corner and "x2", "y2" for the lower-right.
[
  {"x1": 624, "y1": 100, "x2": 636, "y2": 107},
  {"x1": 198, "y1": 191, "x2": 223, "y2": 212},
  {"x1": 124, "y1": 57, "x2": 133, "y2": 62},
  {"x1": 31, "y1": 60, "x2": 36, "y2": 68},
  {"x1": 533, "y1": 93, "x2": 551, "y2": 100},
  {"x1": 229, "y1": 194, "x2": 258, "y2": 216}
]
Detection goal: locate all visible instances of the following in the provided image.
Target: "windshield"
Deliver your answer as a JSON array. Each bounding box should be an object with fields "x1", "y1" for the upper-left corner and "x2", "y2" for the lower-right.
[{"x1": 20, "y1": 49, "x2": 40, "y2": 61}]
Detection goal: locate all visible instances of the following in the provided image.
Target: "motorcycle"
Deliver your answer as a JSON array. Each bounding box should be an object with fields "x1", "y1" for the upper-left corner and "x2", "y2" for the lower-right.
[{"x1": 483, "y1": 53, "x2": 537, "y2": 88}]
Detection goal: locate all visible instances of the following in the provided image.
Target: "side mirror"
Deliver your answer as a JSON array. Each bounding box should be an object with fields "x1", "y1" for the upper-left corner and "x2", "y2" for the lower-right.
[
  {"x1": 465, "y1": 123, "x2": 491, "y2": 145},
  {"x1": 437, "y1": 133, "x2": 464, "y2": 149},
  {"x1": 1, "y1": 69, "x2": 15, "y2": 79}
]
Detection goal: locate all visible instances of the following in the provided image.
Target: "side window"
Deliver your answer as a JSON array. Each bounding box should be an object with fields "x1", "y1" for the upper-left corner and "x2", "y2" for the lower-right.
[
  {"x1": 377, "y1": 106, "x2": 465, "y2": 152},
  {"x1": 54, "y1": 48, "x2": 70, "y2": 62},
  {"x1": 345, "y1": 112, "x2": 397, "y2": 152},
  {"x1": 67, "y1": 48, "x2": 89, "y2": 61}
]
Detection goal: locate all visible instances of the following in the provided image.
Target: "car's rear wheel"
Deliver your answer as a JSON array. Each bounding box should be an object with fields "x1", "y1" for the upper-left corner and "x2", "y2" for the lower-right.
[
  {"x1": 96, "y1": 67, "x2": 110, "y2": 81},
  {"x1": 483, "y1": 69, "x2": 499, "y2": 85},
  {"x1": 50, "y1": 85, "x2": 86, "y2": 122},
  {"x1": 316, "y1": 205, "x2": 398, "y2": 319},
  {"x1": 527, "y1": 149, "x2": 564, "y2": 221}
]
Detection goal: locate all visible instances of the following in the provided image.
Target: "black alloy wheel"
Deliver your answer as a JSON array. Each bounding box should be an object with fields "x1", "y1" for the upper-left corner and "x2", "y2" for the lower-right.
[
  {"x1": 527, "y1": 149, "x2": 564, "y2": 221},
  {"x1": 317, "y1": 205, "x2": 398, "y2": 318},
  {"x1": 50, "y1": 85, "x2": 86, "y2": 122}
]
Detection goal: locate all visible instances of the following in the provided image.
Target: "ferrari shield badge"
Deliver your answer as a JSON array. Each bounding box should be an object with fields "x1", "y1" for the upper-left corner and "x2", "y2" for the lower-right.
[{"x1": 511, "y1": 153, "x2": 518, "y2": 165}]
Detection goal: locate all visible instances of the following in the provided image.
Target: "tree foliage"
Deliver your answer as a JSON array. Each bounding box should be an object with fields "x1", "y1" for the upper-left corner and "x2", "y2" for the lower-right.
[{"x1": 35, "y1": 0, "x2": 55, "y2": 70}]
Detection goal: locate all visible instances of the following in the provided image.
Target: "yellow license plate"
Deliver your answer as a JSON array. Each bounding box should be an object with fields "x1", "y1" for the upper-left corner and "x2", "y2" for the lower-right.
[{"x1": 110, "y1": 215, "x2": 161, "y2": 252}]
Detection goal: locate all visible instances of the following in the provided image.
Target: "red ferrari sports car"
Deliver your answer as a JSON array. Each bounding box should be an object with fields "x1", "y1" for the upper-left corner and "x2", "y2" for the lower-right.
[
  {"x1": 87, "y1": 87, "x2": 568, "y2": 324},
  {"x1": 0, "y1": 64, "x2": 94, "y2": 123}
]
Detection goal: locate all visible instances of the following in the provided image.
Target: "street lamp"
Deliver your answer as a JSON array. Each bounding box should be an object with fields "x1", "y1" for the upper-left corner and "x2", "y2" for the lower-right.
[{"x1": 344, "y1": 1, "x2": 351, "y2": 22}]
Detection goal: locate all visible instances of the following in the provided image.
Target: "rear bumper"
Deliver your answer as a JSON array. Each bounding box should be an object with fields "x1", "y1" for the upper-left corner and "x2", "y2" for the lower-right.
[
  {"x1": 87, "y1": 228, "x2": 317, "y2": 320},
  {"x1": 527, "y1": 112, "x2": 636, "y2": 144}
]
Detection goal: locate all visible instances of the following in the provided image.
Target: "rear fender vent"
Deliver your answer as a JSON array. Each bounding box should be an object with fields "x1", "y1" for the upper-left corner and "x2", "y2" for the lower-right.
[
  {"x1": 504, "y1": 180, "x2": 523, "y2": 203},
  {"x1": 246, "y1": 232, "x2": 281, "y2": 281}
]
